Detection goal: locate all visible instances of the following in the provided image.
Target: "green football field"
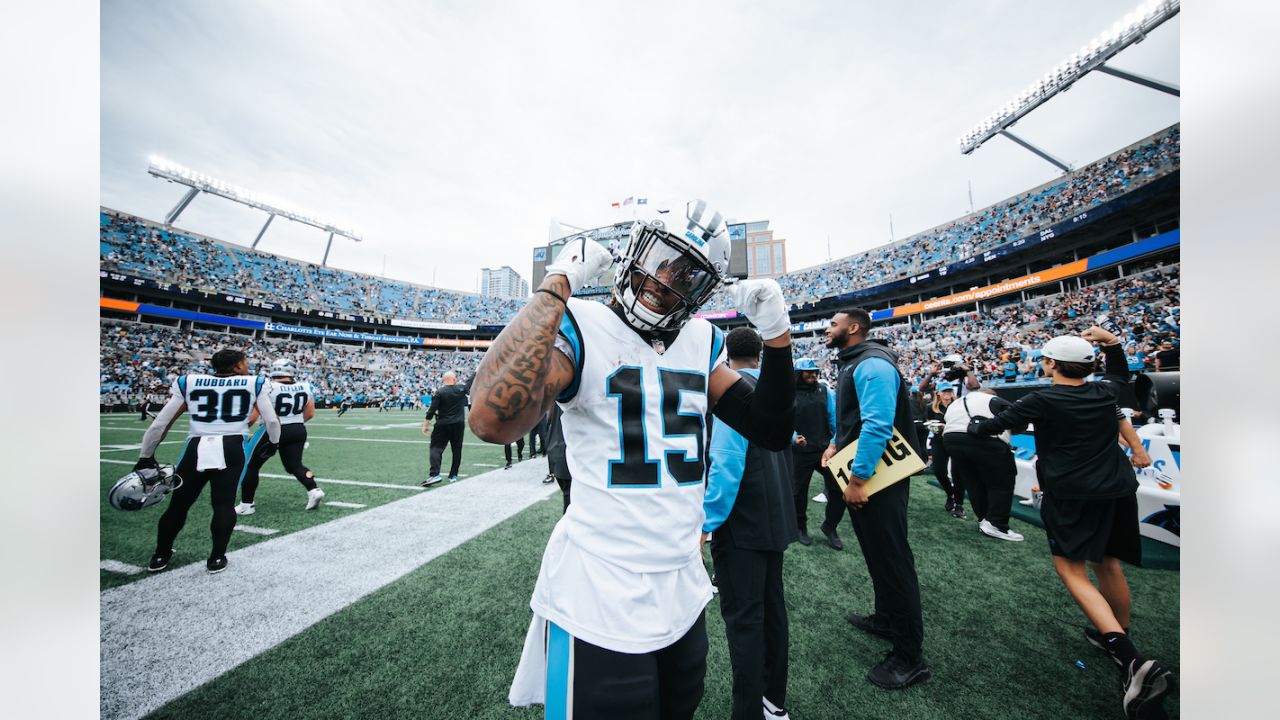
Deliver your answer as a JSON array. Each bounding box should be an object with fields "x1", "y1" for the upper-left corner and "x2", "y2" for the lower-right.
[{"x1": 100, "y1": 409, "x2": 1179, "y2": 719}]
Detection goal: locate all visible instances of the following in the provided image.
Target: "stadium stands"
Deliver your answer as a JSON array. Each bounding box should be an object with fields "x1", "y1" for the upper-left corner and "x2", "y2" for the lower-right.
[
  {"x1": 790, "y1": 262, "x2": 1180, "y2": 387},
  {"x1": 99, "y1": 319, "x2": 484, "y2": 410},
  {"x1": 100, "y1": 125, "x2": 1178, "y2": 326}
]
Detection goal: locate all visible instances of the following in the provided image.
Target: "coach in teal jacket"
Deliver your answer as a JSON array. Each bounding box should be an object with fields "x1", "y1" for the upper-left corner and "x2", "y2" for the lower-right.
[
  {"x1": 821, "y1": 308, "x2": 930, "y2": 691},
  {"x1": 703, "y1": 327, "x2": 798, "y2": 720}
]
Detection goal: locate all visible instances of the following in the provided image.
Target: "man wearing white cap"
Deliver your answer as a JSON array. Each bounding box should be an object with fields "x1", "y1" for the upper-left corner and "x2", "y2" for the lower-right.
[{"x1": 967, "y1": 327, "x2": 1172, "y2": 719}]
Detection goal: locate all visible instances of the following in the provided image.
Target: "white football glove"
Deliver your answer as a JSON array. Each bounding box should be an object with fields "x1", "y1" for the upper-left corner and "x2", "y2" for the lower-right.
[
  {"x1": 544, "y1": 236, "x2": 614, "y2": 294},
  {"x1": 725, "y1": 278, "x2": 791, "y2": 340}
]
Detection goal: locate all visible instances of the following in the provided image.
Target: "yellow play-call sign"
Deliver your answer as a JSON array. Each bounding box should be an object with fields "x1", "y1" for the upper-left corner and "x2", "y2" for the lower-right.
[{"x1": 828, "y1": 426, "x2": 926, "y2": 496}]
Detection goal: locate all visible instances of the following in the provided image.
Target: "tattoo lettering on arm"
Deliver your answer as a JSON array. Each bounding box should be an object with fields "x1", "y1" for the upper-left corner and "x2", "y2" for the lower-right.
[{"x1": 469, "y1": 277, "x2": 575, "y2": 444}]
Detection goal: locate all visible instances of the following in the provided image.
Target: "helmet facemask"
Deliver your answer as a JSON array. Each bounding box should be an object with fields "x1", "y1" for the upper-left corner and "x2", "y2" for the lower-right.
[{"x1": 614, "y1": 227, "x2": 722, "y2": 332}]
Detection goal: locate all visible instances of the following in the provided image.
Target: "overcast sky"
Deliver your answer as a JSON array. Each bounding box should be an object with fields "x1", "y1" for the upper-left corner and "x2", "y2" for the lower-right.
[{"x1": 101, "y1": 0, "x2": 1179, "y2": 294}]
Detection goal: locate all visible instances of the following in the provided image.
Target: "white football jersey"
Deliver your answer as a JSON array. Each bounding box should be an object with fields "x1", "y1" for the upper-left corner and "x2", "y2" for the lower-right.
[
  {"x1": 528, "y1": 298, "x2": 726, "y2": 653},
  {"x1": 268, "y1": 379, "x2": 314, "y2": 425},
  {"x1": 170, "y1": 374, "x2": 268, "y2": 437}
]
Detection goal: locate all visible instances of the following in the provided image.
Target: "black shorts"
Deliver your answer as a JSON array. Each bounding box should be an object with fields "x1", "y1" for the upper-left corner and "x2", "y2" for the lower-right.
[{"x1": 1041, "y1": 492, "x2": 1142, "y2": 565}]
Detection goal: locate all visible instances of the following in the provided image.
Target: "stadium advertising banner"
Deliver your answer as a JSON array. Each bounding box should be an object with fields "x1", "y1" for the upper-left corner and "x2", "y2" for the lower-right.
[
  {"x1": 264, "y1": 322, "x2": 423, "y2": 345},
  {"x1": 390, "y1": 318, "x2": 475, "y2": 331}
]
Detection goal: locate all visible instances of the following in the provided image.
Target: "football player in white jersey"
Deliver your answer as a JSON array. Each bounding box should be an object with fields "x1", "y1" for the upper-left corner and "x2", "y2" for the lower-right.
[
  {"x1": 235, "y1": 358, "x2": 323, "y2": 515},
  {"x1": 134, "y1": 348, "x2": 281, "y2": 574},
  {"x1": 470, "y1": 200, "x2": 795, "y2": 720}
]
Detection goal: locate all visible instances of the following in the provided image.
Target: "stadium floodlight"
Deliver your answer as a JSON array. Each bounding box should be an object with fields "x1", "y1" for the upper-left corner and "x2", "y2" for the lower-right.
[
  {"x1": 957, "y1": 0, "x2": 1179, "y2": 170},
  {"x1": 147, "y1": 156, "x2": 362, "y2": 264}
]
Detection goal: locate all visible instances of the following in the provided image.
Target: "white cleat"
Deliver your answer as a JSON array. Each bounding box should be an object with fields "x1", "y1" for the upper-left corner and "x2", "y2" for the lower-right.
[
  {"x1": 234, "y1": 502, "x2": 256, "y2": 516},
  {"x1": 812, "y1": 493, "x2": 827, "y2": 504},
  {"x1": 978, "y1": 519, "x2": 1024, "y2": 542},
  {"x1": 763, "y1": 696, "x2": 792, "y2": 719},
  {"x1": 305, "y1": 488, "x2": 325, "y2": 510}
]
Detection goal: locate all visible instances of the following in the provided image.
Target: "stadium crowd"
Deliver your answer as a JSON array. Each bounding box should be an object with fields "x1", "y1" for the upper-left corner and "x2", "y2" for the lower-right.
[
  {"x1": 102, "y1": 262, "x2": 1178, "y2": 416},
  {"x1": 100, "y1": 126, "x2": 1178, "y2": 329},
  {"x1": 99, "y1": 320, "x2": 484, "y2": 412},
  {"x1": 789, "y1": 263, "x2": 1180, "y2": 389}
]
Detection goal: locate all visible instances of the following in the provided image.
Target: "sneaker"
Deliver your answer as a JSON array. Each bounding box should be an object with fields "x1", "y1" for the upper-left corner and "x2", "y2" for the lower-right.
[
  {"x1": 1122, "y1": 657, "x2": 1173, "y2": 719},
  {"x1": 234, "y1": 502, "x2": 256, "y2": 516},
  {"x1": 866, "y1": 651, "x2": 932, "y2": 690},
  {"x1": 1085, "y1": 626, "x2": 1127, "y2": 667},
  {"x1": 542, "y1": 474, "x2": 555, "y2": 484},
  {"x1": 763, "y1": 696, "x2": 791, "y2": 719},
  {"x1": 305, "y1": 488, "x2": 325, "y2": 510},
  {"x1": 813, "y1": 493, "x2": 827, "y2": 504},
  {"x1": 846, "y1": 612, "x2": 895, "y2": 640},
  {"x1": 978, "y1": 519, "x2": 1024, "y2": 542},
  {"x1": 504, "y1": 462, "x2": 512, "y2": 470},
  {"x1": 944, "y1": 498, "x2": 956, "y2": 513},
  {"x1": 448, "y1": 475, "x2": 458, "y2": 483},
  {"x1": 950, "y1": 505, "x2": 967, "y2": 520},
  {"x1": 206, "y1": 556, "x2": 228, "y2": 574},
  {"x1": 820, "y1": 524, "x2": 844, "y2": 551},
  {"x1": 147, "y1": 550, "x2": 174, "y2": 572},
  {"x1": 797, "y1": 531, "x2": 812, "y2": 546},
  {"x1": 421, "y1": 476, "x2": 443, "y2": 487}
]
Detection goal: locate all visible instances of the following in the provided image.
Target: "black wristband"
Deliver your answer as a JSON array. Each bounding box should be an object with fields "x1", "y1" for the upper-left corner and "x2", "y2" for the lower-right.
[{"x1": 535, "y1": 288, "x2": 567, "y2": 305}]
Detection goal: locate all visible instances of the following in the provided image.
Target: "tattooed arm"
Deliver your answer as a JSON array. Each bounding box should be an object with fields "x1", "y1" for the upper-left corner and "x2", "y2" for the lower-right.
[{"x1": 468, "y1": 275, "x2": 577, "y2": 445}]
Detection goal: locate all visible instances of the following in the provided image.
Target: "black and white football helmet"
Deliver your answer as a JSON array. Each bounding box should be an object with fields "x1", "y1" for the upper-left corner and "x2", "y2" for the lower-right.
[
  {"x1": 108, "y1": 465, "x2": 183, "y2": 511},
  {"x1": 269, "y1": 357, "x2": 297, "y2": 379},
  {"x1": 611, "y1": 199, "x2": 732, "y2": 332}
]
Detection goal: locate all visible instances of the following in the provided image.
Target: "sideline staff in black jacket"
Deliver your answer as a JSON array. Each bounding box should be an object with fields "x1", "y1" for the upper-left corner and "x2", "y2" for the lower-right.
[
  {"x1": 703, "y1": 328, "x2": 798, "y2": 720},
  {"x1": 422, "y1": 371, "x2": 468, "y2": 485},
  {"x1": 968, "y1": 327, "x2": 1172, "y2": 719}
]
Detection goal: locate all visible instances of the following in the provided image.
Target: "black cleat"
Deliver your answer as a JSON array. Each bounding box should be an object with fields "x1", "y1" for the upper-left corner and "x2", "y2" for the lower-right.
[
  {"x1": 206, "y1": 556, "x2": 228, "y2": 574},
  {"x1": 821, "y1": 524, "x2": 844, "y2": 551},
  {"x1": 944, "y1": 498, "x2": 955, "y2": 513},
  {"x1": 846, "y1": 612, "x2": 895, "y2": 640},
  {"x1": 147, "y1": 550, "x2": 174, "y2": 573},
  {"x1": 1123, "y1": 657, "x2": 1173, "y2": 719},
  {"x1": 796, "y1": 531, "x2": 812, "y2": 546},
  {"x1": 951, "y1": 505, "x2": 967, "y2": 520},
  {"x1": 866, "y1": 651, "x2": 932, "y2": 690}
]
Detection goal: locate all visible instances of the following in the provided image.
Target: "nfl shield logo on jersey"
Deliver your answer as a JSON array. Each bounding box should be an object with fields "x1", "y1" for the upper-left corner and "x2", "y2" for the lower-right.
[{"x1": 651, "y1": 338, "x2": 666, "y2": 354}]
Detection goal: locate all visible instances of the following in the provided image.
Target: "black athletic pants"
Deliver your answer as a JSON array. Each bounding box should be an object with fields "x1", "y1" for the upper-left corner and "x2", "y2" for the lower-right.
[
  {"x1": 943, "y1": 432, "x2": 1016, "y2": 531},
  {"x1": 791, "y1": 449, "x2": 848, "y2": 534},
  {"x1": 555, "y1": 477, "x2": 571, "y2": 513},
  {"x1": 547, "y1": 612, "x2": 707, "y2": 720},
  {"x1": 156, "y1": 434, "x2": 245, "y2": 559},
  {"x1": 504, "y1": 437, "x2": 525, "y2": 464},
  {"x1": 528, "y1": 418, "x2": 547, "y2": 456},
  {"x1": 429, "y1": 421, "x2": 464, "y2": 477},
  {"x1": 240, "y1": 423, "x2": 316, "y2": 504},
  {"x1": 931, "y1": 432, "x2": 964, "y2": 507},
  {"x1": 710, "y1": 542, "x2": 788, "y2": 720},
  {"x1": 846, "y1": 478, "x2": 924, "y2": 662}
]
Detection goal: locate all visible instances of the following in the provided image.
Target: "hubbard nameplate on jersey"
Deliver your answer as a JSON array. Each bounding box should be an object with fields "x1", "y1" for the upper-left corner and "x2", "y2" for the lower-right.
[{"x1": 829, "y1": 427, "x2": 926, "y2": 496}]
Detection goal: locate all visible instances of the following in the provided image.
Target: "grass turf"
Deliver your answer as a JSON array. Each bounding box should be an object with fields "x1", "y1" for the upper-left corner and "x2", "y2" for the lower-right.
[
  {"x1": 99, "y1": 409, "x2": 523, "y2": 589},
  {"x1": 141, "y1": 472, "x2": 1179, "y2": 719}
]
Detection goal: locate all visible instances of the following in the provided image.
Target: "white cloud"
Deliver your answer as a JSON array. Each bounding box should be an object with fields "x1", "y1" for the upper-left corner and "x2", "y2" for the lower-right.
[{"x1": 101, "y1": 0, "x2": 1179, "y2": 290}]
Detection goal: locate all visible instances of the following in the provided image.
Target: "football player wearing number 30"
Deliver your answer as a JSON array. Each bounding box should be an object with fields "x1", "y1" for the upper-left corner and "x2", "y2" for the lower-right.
[
  {"x1": 133, "y1": 348, "x2": 281, "y2": 575},
  {"x1": 235, "y1": 358, "x2": 323, "y2": 516},
  {"x1": 471, "y1": 200, "x2": 794, "y2": 720}
]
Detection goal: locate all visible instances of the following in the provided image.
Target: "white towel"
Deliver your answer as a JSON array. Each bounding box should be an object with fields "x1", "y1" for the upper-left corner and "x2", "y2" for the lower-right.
[
  {"x1": 508, "y1": 613, "x2": 547, "y2": 707},
  {"x1": 196, "y1": 436, "x2": 227, "y2": 471}
]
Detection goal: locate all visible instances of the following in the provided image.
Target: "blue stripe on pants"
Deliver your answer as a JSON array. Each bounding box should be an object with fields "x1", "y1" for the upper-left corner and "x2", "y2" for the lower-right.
[
  {"x1": 238, "y1": 428, "x2": 266, "y2": 488},
  {"x1": 546, "y1": 620, "x2": 572, "y2": 720}
]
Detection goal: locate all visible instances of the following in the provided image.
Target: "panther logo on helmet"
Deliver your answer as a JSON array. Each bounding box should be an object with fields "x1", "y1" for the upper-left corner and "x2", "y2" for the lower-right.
[
  {"x1": 108, "y1": 465, "x2": 183, "y2": 511},
  {"x1": 611, "y1": 199, "x2": 731, "y2": 332}
]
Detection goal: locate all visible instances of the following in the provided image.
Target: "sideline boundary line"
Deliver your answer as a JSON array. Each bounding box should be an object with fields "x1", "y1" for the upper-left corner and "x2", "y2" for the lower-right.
[{"x1": 100, "y1": 461, "x2": 556, "y2": 720}]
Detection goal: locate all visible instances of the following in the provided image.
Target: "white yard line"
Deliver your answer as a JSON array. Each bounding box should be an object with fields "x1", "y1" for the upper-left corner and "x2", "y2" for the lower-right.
[
  {"x1": 98, "y1": 459, "x2": 425, "y2": 491},
  {"x1": 232, "y1": 525, "x2": 278, "y2": 536},
  {"x1": 100, "y1": 461, "x2": 555, "y2": 720},
  {"x1": 324, "y1": 501, "x2": 367, "y2": 509},
  {"x1": 100, "y1": 560, "x2": 146, "y2": 575}
]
